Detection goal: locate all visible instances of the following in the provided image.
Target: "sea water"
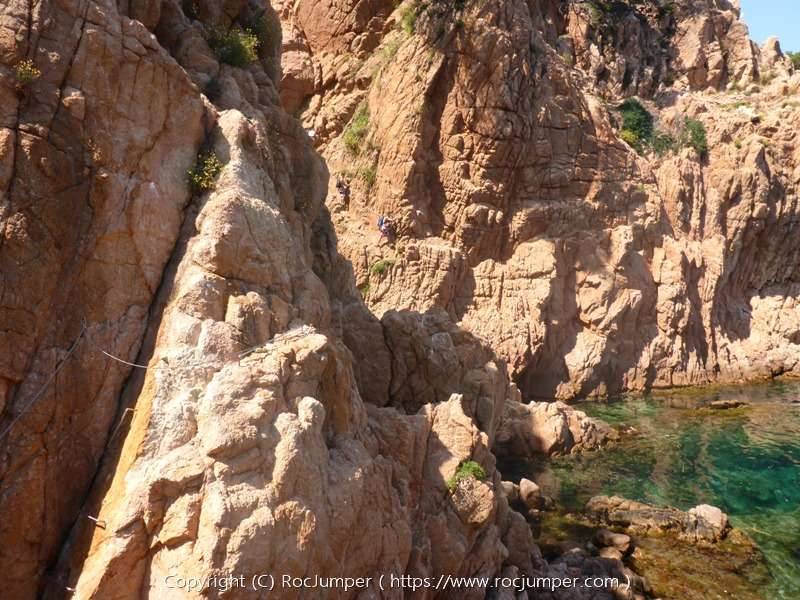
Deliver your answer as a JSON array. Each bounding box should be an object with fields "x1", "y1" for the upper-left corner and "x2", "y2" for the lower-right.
[{"x1": 522, "y1": 381, "x2": 800, "y2": 598}]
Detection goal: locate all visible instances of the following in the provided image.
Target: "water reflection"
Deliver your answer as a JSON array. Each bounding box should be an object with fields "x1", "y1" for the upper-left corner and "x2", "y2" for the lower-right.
[{"x1": 513, "y1": 381, "x2": 800, "y2": 599}]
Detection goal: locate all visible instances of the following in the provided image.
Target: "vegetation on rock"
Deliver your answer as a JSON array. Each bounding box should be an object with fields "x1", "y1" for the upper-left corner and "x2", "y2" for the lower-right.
[
  {"x1": 618, "y1": 98, "x2": 707, "y2": 158},
  {"x1": 343, "y1": 105, "x2": 370, "y2": 155},
  {"x1": 370, "y1": 258, "x2": 395, "y2": 275},
  {"x1": 241, "y1": 9, "x2": 275, "y2": 52},
  {"x1": 681, "y1": 117, "x2": 708, "y2": 157},
  {"x1": 188, "y1": 152, "x2": 223, "y2": 192},
  {"x1": 618, "y1": 98, "x2": 654, "y2": 151},
  {"x1": 206, "y1": 27, "x2": 260, "y2": 68},
  {"x1": 15, "y1": 59, "x2": 41, "y2": 84},
  {"x1": 358, "y1": 163, "x2": 378, "y2": 190},
  {"x1": 446, "y1": 460, "x2": 487, "y2": 491},
  {"x1": 399, "y1": 3, "x2": 418, "y2": 35}
]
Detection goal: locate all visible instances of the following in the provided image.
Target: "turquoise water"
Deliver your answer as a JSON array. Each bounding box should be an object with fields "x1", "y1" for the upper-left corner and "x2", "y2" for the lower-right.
[{"x1": 524, "y1": 382, "x2": 800, "y2": 598}]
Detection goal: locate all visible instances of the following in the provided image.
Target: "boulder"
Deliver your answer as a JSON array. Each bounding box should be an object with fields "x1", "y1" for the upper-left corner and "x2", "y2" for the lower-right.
[
  {"x1": 586, "y1": 496, "x2": 733, "y2": 544},
  {"x1": 496, "y1": 400, "x2": 617, "y2": 457},
  {"x1": 594, "y1": 528, "x2": 632, "y2": 553},
  {"x1": 597, "y1": 546, "x2": 624, "y2": 561},
  {"x1": 518, "y1": 478, "x2": 542, "y2": 509},
  {"x1": 687, "y1": 505, "x2": 731, "y2": 543},
  {"x1": 500, "y1": 480, "x2": 520, "y2": 504}
]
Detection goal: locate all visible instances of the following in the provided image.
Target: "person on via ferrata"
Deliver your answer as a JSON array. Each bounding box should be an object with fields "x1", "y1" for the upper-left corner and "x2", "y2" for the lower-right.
[{"x1": 336, "y1": 177, "x2": 350, "y2": 202}]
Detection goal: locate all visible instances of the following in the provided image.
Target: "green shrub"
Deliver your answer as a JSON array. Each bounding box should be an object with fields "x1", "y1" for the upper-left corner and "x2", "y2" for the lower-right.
[
  {"x1": 399, "y1": 3, "x2": 418, "y2": 35},
  {"x1": 241, "y1": 11, "x2": 267, "y2": 43},
  {"x1": 788, "y1": 51, "x2": 800, "y2": 70},
  {"x1": 358, "y1": 163, "x2": 378, "y2": 190},
  {"x1": 681, "y1": 117, "x2": 708, "y2": 156},
  {"x1": 15, "y1": 59, "x2": 41, "y2": 85},
  {"x1": 370, "y1": 258, "x2": 395, "y2": 275},
  {"x1": 343, "y1": 105, "x2": 370, "y2": 155},
  {"x1": 618, "y1": 98, "x2": 654, "y2": 150},
  {"x1": 446, "y1": 460, "x2": 487, "y2": 492},
  {"x1": 358, "y1": 283, "x2": 370, "y2": 298},
  {"x1": 206, "y1": 27, "x2": 260, "y2": 68},
  {"x1": 620, "y1": 129, "x2": 639, "y2": 147},
  {"x1": 188, "y1": 152, "x2": 223, "y2": 192},
  {"x1": 380, "y1": 37, "x2": 403, "y2": 64},
  {"x1": 651, "y1": 131, "x2": 676, "y2": 156}
]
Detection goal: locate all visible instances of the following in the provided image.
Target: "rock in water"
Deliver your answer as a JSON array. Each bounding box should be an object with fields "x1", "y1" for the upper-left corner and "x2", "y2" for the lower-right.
[
  {"x1": 586, "y1": 496, "x2": 733, "y2": 544},
  {"x1": 709, "y1": 400, "x2": 749, "y2": 410},
  {"x1": 594, "y1": 528, "x2": 633, "y2": 554},
  {"x1": 519, "y1": 478, "x2": 542, "y2": 509}
]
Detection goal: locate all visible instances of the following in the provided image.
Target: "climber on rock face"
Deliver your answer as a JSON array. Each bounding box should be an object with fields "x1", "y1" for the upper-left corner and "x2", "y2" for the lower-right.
[
  {"x1": 377, "y1": 215, "x2": 394, "y2": 240},
  {"x1": 336, "y1": 177, "x2": 350, "y2": 202}
]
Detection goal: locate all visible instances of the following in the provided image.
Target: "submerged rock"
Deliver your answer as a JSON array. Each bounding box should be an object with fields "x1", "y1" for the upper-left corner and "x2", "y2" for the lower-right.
[
  {"x1": 585, "y1": 496, "x2": 733, "y2": 544},
  {"x1": 709, "y1": 399, "x2": 749, "y2": 410}
]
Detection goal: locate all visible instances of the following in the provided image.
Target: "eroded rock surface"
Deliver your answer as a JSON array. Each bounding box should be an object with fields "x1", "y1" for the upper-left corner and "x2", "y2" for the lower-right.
[
  {"x1": 0, "y1": 0, "x2": 794, "y2": 597},
  {"x1": 280, "y1": 0, "x2": 800, "y2": 400},
  {"x1": 0, "y1": 0, "x2": 205, "y2": 595},
  {"x1": 496, "y1": 400, "x2": 618, "y2": 457},
  {"x1": 53, "y1": 104, "x2": 543, "y2": 600}
]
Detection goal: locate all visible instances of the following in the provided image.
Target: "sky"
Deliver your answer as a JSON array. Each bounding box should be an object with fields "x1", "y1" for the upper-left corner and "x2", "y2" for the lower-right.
[{"x1": 740, "y1": 0, "x2": 800, "y2": 52}]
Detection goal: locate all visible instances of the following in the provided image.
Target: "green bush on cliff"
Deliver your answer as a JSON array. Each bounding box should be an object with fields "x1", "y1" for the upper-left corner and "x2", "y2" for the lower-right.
[
  {"x1": 446, "y1": 460, "x2": 487, "y2": 492},
  {"x1": 651, "y1": 131, "x2": 677, "y2": 156},
  {"x1": 343, "y1": 105, "x2": 370, "y2": 155},
  {"x1": 618, "y1": 98, "x2": 654, "y2": 151},
  {"x1": 370, "y1": 258, "x2": 395, "y2": 275},
  {"x1": 207, "y1": 27, "x2": 260, "y2": 68},
  {"x1": 680, "y1": 117, "x2": 708, "y2": 157},
  {"x1": 399, "y1": 3, "x2": 418, "y2": 34},
  {"x1": 188, "y1": 152, "x2": 223, "y2": 192},
  {"x1": 241, "y1": 9, "x2": 280, "y2": 54},
  {"x1": 358, "y1": 163, "x2": 378, "y2": 191},
  {"x1": 15, "y1": 59, "x2": 41, "y2": 85},
  {"x1": 788, "y1": 51, "x2": 800, "y2": 70}
]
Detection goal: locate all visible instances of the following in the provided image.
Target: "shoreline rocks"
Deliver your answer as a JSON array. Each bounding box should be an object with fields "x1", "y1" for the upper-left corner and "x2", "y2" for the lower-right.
[
  {"x1": 496, "y1": 400, "x2": 619, "y2": 458},
  {"x1": 585, "y1": 496, "x2": 733, "y2": 544}
]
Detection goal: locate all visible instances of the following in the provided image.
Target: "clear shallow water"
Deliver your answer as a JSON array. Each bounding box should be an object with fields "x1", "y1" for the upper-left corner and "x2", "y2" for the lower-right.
[{"x1": 525, "y1": 382, "x2": 800, "y2": 599}]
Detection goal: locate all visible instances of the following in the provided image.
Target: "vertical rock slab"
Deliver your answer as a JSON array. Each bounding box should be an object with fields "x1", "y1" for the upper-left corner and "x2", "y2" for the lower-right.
[{"x1": 0, "y1": 0, "x2": 205, "y2": 596}]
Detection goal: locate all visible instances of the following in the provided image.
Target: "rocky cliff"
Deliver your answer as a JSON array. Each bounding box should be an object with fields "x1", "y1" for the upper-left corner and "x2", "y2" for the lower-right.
[
  {"x1": 0, "y1": 0, "x2": 607, "y2": 597},
  {"x1": 0, "y1": 0, "x2": 797, "y2": 598},
  {"x1": 280, "y1": 0, "x2": 800, "y2": 400}
]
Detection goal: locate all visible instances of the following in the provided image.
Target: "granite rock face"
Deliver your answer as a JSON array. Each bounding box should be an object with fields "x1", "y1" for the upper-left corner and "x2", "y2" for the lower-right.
[
  {"x1": 281, "y1": 0, "x2": 800, "y2": 400},
  {"x1": 1, "y1": 0, "x2": 795, "y2": 597},
  {"x1": 1, "y1": 0, "x2": 574, "y2": 597},
  {"x1": 54, "y1": 104, "x2": 543, "y2": 600},
  {"x1": 0, "y1": 1, "x2": 205, "y2": 596}
]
